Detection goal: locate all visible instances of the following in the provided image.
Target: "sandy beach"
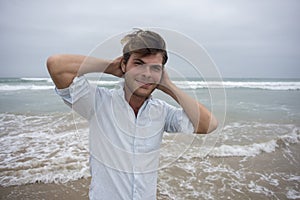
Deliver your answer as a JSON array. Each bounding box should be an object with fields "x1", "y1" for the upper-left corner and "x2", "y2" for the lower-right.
[
  {"x1": 0, "y1": 179, "x2": 171, "y2": 200},
  {"x1": 0, "y1": 178, "x2": 90, "y2": 200}
]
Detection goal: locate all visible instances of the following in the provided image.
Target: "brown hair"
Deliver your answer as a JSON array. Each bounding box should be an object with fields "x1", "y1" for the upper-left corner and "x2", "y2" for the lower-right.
[{"x1": 121, "y1": 29, "x2": 168, "y2": 65}]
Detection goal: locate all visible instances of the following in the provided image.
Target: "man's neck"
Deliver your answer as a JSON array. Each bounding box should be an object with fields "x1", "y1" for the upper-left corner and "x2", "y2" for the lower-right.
[{"x1": 124, "y1": 90, "x2": 147, "y2": 117}]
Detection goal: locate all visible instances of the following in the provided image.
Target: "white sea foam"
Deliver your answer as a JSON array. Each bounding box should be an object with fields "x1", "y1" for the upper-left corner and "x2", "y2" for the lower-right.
[
  {"x1": 210, "y1": 140, "x2": 278, "y2": 157},
  {"x1": 0, "y1": 113, "x2": 90, "y2": 187},
  {"x1": 0, "y1": 80, "x2": 117, "y2": 91},
  {"x1": 209, "y1": 128, "x2": 300, "y2": 157},
  {"x1": 248, "y1": 181, "x2": 276, "y2": 197},
  {"x1": 89, "y1": 80, "x2": 119, "y2": 86},
  {"x1": 173, "y1": 81, "x2": 300, "y2": 90},
  {"x1": 20, "y1": 78, "x2": 53, "y2": 82},
  {"x1": 286, "y1": 189, "x2": 300, "y2": 199},
  {"x1": 219, "y1": 81, "x2": 300, "y2": 90},
  {"x1": 1, "y1": 79, "x2": 300, "y2": 91},
  {"x1": 99, "y1": 80, "x2": 300, "y2": 90},
  {"x1": 0, "y1": 84, "x2": 54, "y2": 91},
  {"x1": 287, "y1": 175, "x2": 300, "y2": 182}
]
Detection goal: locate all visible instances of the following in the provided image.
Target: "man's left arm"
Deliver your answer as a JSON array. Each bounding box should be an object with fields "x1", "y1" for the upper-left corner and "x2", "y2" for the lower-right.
[{"x1": 158, "y1": 71, "x2": 218, "y2": 134}]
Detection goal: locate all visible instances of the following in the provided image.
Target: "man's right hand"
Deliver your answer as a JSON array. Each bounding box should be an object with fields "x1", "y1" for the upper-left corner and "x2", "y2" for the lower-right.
[{"x1": 105, "y1": 56, "x2": 124, "y2": 78}]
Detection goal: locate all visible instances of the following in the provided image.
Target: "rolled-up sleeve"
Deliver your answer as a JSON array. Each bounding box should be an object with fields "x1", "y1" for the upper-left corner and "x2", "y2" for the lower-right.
[
  {"x1": 164, "y1": 104, "x2": 194, "y2": 134},
  {"x1": 55, "y1": 76, "x2": 95, "y2": 120}
]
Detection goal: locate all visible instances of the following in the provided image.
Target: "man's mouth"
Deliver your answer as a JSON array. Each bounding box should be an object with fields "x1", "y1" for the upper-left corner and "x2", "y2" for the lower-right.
[{"x1": 136, "y1": 80, "x2": 153, "y2": 88}]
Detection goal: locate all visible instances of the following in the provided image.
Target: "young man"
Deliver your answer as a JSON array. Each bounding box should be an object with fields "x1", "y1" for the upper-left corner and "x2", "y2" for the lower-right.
[{"x1": 47, "y1": 29, "x2": 218, "y2": 200}]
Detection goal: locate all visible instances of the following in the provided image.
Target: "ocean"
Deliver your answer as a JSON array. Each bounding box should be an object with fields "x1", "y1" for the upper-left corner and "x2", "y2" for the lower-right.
[{"x1": 0, "y1": 77, "x2": 299, "y2": 199}]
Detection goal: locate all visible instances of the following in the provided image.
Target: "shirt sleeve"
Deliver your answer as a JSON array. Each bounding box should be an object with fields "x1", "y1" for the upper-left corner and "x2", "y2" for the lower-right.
[
  {"x1": 164, "y1": 103, "x2": 194, "y2": 134},
  {"x1": 55, "y1": 76, "x2": 95, "y2": 120}
]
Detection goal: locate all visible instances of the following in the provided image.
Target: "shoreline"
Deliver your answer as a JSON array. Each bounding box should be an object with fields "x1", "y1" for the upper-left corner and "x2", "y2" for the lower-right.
[
  {"x1": 0, "y1": 179, "x2": 171, "y2": 200},
  {"x1": 0, "y1": 178, "x2": 90, "y2": 200}
]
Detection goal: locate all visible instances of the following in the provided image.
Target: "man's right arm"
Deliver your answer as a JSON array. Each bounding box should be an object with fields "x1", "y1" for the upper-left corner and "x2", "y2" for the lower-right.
[{"x1": 47, "y1": 54, "x2": 123, "y2": 89}]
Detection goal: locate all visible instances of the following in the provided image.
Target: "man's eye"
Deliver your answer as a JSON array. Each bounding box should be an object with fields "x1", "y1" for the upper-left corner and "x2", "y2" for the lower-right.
[
  {"x1": 134, "y1": 62, "x2": 142, "y2": 65},
  {"x1": 151, "y1": 65, "x2": 162, "y2": 72}
]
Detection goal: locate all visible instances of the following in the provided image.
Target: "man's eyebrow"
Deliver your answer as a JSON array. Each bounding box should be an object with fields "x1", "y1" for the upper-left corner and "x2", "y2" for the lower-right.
[
  {"x1": 134, "y1": 58, "x2": 163, "y2": 66},
  {"x1": 133, "y1": 58, "x2": 145, "y2": 64}
]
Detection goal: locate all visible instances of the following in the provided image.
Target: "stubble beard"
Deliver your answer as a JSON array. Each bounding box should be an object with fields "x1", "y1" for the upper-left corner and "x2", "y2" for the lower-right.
[{"x1": 124, "y1": 79, "x2": 157, "y2": 100}]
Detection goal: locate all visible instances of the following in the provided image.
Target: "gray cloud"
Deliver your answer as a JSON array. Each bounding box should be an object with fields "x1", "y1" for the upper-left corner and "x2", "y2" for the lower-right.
[{"x1": 1, "y1": 0, "x2": 299, "y2": 78}]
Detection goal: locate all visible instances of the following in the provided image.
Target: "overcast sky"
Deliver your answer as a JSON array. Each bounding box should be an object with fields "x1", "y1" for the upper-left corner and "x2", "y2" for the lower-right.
[{"x1": 1, "y1": 0, "x2": 299, "y2": 78}]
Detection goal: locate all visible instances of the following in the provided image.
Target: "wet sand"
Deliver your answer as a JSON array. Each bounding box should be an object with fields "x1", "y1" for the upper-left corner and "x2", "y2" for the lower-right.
[
  {"x1": 0, "y1": 178, "x2": 90, "y2": 200},
  {"x1": 0, "y1": 179, "x2": 171, "y2": 200}
]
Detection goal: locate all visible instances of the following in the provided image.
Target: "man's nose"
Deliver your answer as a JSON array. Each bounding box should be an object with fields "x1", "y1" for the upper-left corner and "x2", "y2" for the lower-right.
[{"x1": 141, "y1": 65, "x2": 152, "y2": 77}]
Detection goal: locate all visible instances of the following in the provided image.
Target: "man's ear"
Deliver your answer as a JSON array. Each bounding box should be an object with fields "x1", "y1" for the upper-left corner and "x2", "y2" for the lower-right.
[{"x1": 121, "y1": 60, "x2": 126, "y2": 73}]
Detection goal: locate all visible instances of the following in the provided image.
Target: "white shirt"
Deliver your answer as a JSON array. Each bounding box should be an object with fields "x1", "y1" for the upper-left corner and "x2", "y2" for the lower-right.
[{"x1": 56, "y1": 76, "x2": 194, "y2": 200}]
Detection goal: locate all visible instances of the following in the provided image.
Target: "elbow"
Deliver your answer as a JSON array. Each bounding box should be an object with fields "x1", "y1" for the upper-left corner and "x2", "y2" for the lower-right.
[
  {"x1": 207, "y1": 117, "x2": 219, "y2": 133},
  {"x1": 195, "y1": 116, "x2": 219, "y2": 134},
  {"x1": 46, "y1": 54, "x2": 62, "y2": 76}
]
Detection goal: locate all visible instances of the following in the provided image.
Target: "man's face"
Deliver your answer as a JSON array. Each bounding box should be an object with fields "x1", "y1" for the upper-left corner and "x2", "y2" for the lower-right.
[{"x1": 122, "y1": 53, "x2": 164, "y2": 99}]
